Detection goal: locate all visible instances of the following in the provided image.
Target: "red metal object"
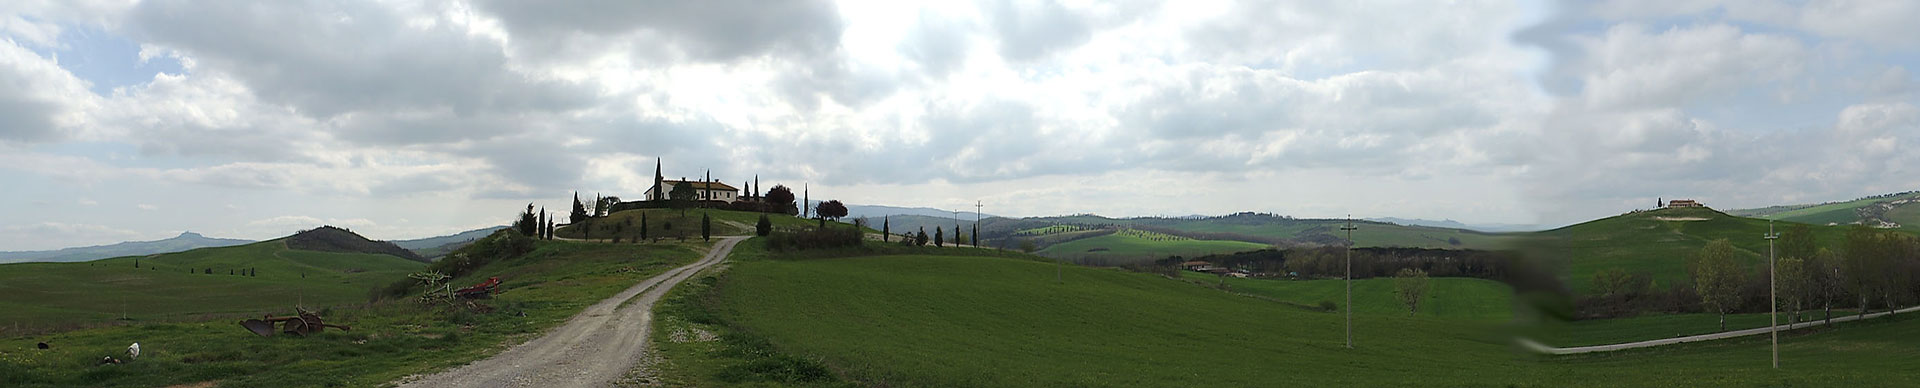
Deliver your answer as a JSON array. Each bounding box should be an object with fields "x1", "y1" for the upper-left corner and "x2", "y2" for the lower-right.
[
  {"x1": 454, "y1": 277, "x2": 502, "y2": 299},
  {"x1": 239, "y1": 309, "x2": 350, "y2": 337}
]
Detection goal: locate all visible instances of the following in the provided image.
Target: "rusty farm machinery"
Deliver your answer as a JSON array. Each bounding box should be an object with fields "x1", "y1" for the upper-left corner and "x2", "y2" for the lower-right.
[{"x1": 239, "y1": 308, "x2": 351, "y2": 337}]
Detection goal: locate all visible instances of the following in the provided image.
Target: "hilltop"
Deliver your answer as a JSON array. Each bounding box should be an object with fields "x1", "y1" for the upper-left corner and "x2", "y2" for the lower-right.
[
  {"x1": 0, "y1": 232, "x2": 252, "y2": 264},
  {"x1": 286, "y1": 225, "x2": 427, "y2": 262}
]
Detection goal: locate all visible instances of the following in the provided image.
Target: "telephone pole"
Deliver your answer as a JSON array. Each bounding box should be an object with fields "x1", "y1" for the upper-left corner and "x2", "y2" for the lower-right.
[
  {"x1": 1765, "y1": 219, "x2": 1780, "y2": 368},
  {"x1": 1341, "y1": 215, "x2": 1358, "y2": 349}
]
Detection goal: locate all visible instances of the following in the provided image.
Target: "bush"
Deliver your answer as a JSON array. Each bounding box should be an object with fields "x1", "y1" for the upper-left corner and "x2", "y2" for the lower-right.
[
  {"x1": 1319, "y1": 301, "x2": 1338, "y2": 312},
  {"x1": 765, "y1": 227, "x2": 863, "y2": 251},
  {"x1": 756, "y1": 214, "x2": 772, "y2": 236}
]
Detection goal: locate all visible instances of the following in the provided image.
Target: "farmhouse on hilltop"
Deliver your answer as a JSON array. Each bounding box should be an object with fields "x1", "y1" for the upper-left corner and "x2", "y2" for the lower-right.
[
  {"x1": 1666, "y1": 199, "x2": 1703, "y2": 208},
  {"x1": 645, "y1": 180, "x2": 742, "y2": 203}
]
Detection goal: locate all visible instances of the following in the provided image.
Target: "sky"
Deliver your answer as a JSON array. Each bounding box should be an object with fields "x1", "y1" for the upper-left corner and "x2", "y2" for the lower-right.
[{"x1": 1, "y1": 0, "x2": 1917, "y2": 250}]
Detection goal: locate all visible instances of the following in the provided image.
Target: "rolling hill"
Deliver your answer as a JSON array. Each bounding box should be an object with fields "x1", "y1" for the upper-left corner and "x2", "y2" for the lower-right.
[
  {"x1": 0, "y1": 232, "x2": 252, "y2": 264},
  {"x1": 0, "y1": 228, "x2": 427, "y2": 327},
  {"x1": 392, "y1": 225, "x2": 507, "y2": 259},
  {"x1": 1522, "y1": 206, "x2": 1855, "y2": 294},
  {"x1": 1731, "y1": 191, "x2": 1920, "y2": 231}
]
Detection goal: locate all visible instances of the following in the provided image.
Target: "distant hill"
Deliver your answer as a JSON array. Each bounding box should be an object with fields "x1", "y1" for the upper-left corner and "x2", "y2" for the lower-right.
[
  {"x1": 0, "y1": 236, "x2": 426, "y2": 325},
  {"x1": 1366, "y1": 217, "x2": 1544, "y2": 233},
  {"x1": 842, "y1": 204, "x2": 996, "y2": 221},
  {"x1": 0, "y1": 231, "x2": 252, "y2": 264},
  {"x1": 287, "y1": 226, "x2": 427, "y2": 262},
  {"x1": 393, "y1": 226, "x2": 507, "y2": 259},
  {"x1": 1729, "y1": 190, "x2": 1920, "y2": 231},
  {"x1": 981, "y1": 212, "x2": 1513, "y2": 250}
]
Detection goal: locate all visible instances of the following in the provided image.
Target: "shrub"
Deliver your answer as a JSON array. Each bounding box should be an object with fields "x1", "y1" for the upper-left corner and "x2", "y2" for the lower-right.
[
  {"x1": 756, "y1": 214, "x2": 772, "y2": 236},
  {"x1": 1319, "y1": 301, "x2": 1338, "y2": 312}
]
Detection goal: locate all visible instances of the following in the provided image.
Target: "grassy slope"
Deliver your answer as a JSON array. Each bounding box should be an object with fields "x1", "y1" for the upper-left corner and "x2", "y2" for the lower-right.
[
  {"x1": 1171, "y1": 219, "x2": 1515, "y2": 249},
  {"x1": 0, "y1": 240, "x2": 423, "y2": 326},
  {"x1": 1523, "y1": 207, "x2": 1851, "y2": 294},
  {"x1": 1, "y1": 239, "x2": 706, "y2": 388},
  {"x1": 1036, "y1": 233, "x2": 1269, "y2": 262},
  {"x1": 698, "y1": 248, "x2": 1920, "y2": 386}
]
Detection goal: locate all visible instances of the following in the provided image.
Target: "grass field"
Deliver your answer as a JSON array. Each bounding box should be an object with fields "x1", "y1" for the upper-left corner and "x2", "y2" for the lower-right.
[
  {"x1": 1522, "y1": 207, "x2": 1856, "y2": 294},
  {"x1": 1200, "y1": 276, "x2": 1514, "y2": 320},
  {"x1": 680, "y1": 245, "x2": 1920, "y2": 386},
  {"x1": 1035, "y1": 232, "x2": 1268, "y2": 263},
  {"x1": 0, "y1": 238, "x2": 707, "y2": 387},
  {"x1": 0, "y1": 240, "x2": 424, "y2": 328}
]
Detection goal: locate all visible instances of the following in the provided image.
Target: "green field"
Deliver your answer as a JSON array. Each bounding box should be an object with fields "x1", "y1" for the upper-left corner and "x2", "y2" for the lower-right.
[
  {"x1": 1169, "y1": 219, "x2": 1515, "y2": 249},
  {"x1": 0, "y1": 240, "x2": 424, "y2": 327},
  {"x1": 671, "y1": 246, "x2": 1920, "y2": 386},
  {"x1": 1036, "y1": 232, "x2": 1268, "y2": 263},
  {"x1": 1, "y1": 237, "x2": 706, "y2": 387},
  {"x1": 1522, "y1": 207, "x2": 1856, "y2": 294},
  {"x1": 1203, "y1": 276, "x2": 1514, "y2": 320}
]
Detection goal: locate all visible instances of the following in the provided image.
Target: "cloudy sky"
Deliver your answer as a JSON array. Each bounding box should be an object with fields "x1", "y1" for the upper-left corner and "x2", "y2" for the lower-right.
[{"x1": 2, "y1": 0, "x2": 1917, "y2": 250}]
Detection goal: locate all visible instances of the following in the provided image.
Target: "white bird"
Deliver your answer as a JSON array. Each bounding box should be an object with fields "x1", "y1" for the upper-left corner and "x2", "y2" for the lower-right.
[{"x1": 128, "y1": 343, "x2": 140, "y2": 360}]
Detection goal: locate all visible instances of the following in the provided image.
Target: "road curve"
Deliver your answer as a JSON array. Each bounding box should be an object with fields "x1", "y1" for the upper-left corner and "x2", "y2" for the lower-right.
[
  {"x1": 1522, "y1": 305, "x2": 1920, "y2": 355},
  {"x1": 397, "y1": 236, "x2": 746, "y2": 388}
]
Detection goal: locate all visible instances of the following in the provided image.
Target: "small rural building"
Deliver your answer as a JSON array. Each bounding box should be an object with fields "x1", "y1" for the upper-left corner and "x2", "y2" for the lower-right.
[
  {"x1": 1181, "y1": 261, "x2": 1213, "y2": 271},
  {"x1": 1667, "y1": 199, "x2": 1703, "y2": 208},
  {"x1": 644, "y1": 180, "x2": 743, "y2": 203}
]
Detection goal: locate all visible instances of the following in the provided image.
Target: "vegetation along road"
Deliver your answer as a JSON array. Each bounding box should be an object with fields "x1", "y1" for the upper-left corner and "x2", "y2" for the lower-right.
[{"x1": 397, "y1": 236, "x2": 745, "y2": 388}]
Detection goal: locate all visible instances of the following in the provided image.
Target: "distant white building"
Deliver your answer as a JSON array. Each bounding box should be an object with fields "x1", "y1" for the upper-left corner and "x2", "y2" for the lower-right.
[{"x1": 644, "y1": 180, "x2": 742, "y2": 203}]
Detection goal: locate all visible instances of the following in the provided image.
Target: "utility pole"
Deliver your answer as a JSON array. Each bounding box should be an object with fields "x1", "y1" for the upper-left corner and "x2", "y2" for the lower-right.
[
  {"x1": 1341, "y1": 215, "x2": 1358, "y2": 349},
  {"x1": 1765, "y1": 219, "x2": 1780, "y2": 369},
  {"x1": 976, "y1": 200, "x2": 983, "y2": 247}
]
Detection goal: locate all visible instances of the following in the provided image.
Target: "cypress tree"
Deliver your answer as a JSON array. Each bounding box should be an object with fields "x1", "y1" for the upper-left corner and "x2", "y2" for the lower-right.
[{"x1": 702, "y1": 213, "x2": 712, "y2": 242}]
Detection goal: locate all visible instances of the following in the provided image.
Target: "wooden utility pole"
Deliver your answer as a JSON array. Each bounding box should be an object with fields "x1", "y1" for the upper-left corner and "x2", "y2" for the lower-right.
[
  {"x1": 1765, "y1": 220, "x2": 1780, "y2": 368},
  {"x1": 1342, "y1": 215, "x2": 1358, "y2": 349}
]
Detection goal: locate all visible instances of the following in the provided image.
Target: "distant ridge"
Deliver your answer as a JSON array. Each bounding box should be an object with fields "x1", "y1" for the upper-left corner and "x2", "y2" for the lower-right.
[
  {"x1": 287, "y1": 226, "x2": 427, "y2": 263},
  {"x1": 0, "y1": 231, "x2": 252, "y2": 264}
]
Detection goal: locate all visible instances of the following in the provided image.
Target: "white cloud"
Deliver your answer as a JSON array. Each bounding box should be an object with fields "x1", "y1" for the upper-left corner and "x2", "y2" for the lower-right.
[{"x1": 136, "y1": 203, "x2": 156, "y2": 210}]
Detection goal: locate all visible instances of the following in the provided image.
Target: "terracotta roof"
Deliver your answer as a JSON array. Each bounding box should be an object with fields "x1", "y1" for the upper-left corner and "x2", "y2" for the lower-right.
[{"x1": 661, "y1": 180, "x2": 738, "y2": 191}]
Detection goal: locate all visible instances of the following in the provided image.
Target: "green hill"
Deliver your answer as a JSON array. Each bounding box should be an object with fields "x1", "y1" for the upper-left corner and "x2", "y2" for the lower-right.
[
  {"x1": 1523, "y1": 207, "x2": 1856, "y2": 294},
  {"x1": 1036, "y1": 230, "x2": 1269, "y2": 264},
  {"x1": 659, "y1": 240, "x2": 1920, "y2": 387},
  {"x1": 0, "y1": 236, "x2": 425, "y2": 327},
  {"x1": 986, "y1": 213, "x2": 1515, "y2": 251},
  {"x1": 1731, "y1": 191, "x2": 1920, "y2": 230}
]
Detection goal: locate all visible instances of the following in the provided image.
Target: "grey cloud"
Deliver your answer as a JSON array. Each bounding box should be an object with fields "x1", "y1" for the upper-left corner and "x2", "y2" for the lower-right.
[
  {"x1": 985, "y1": 0, "x2": 1091, "y2": 62},
  {"x1": 124, "y1": 0, "x2": 595, "y2": 120},
  {"x1": 473, "y1": 0, "x2": 844, "y2": 62},
  {"x1": 0, "y1": 92, "x2": 60, "y2": 142}
]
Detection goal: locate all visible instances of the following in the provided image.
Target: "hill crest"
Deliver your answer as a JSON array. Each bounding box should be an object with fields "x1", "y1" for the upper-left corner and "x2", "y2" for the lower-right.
[{"x1": 287, "y1": 226, "x2": 427, "y2": 262}]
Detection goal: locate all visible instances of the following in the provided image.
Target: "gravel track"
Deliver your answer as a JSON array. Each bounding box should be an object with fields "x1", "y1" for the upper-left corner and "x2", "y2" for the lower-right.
[{"x1": 396, "y1": 236, "x2": 745, "y2": 388}]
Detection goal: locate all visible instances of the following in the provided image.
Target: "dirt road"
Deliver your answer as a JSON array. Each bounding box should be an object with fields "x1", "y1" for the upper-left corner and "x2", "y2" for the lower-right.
[
  {"x1": 1521, "y1": 305, "x2": 1920, "y2": 355},
  {"x1": 396, "y1": 236, "x2": 745, "y2": 388}
]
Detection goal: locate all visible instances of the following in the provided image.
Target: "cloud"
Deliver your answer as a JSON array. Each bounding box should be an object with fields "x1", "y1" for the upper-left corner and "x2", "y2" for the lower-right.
[
  {"x1": 136, "y1": 203, "x2": 155, "y2": 210},
  {"x1": 472, "y1": 0, "x2": 845, "y2": 63},
  {"x1": 0, "y1": 37, "x2": 94, "y2": 143}
]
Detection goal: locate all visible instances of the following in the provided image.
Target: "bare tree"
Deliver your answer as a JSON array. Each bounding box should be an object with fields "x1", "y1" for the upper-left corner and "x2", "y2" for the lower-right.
[{"x1": 1394, "y1": 268, "x2": 1430, "y2": 316}]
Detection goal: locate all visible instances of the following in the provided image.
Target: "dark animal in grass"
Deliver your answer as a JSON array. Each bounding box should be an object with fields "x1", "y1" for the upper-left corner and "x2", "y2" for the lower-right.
[{"x1": 37, "y1": 342, "x2": 49, "y2": 349}]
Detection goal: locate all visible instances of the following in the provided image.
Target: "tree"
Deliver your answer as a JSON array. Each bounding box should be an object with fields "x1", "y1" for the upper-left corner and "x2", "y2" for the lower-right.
[
  {"x1": 756, "y1": 214, "x2": 772, "y2": 236},
  {"x1": 1810, "y1": 248, "x2": 1843, "y2": 324},
  {"x1": 915, "y1": 228, "x2": 929, "y2": 246},
  {"x1": 883, "y1": 216, "x2": 891, "y2": 242},
  {"x1": 1843, "y1": 226, "x2": 1889, "y2": 317},
  {"x1": 1780, "y1": 224, "x2": 1816, "y2": 262},
  {"x1": 766, "y1": 185, "x2": 797, "y2": 215},
  {"x1": 538, "y1": 207, "x2": 547, "y2": 239},
  {"x1": 817, "y1": 200, "x2": 849, "y2": 221},
  {"x1": 1589, "y1": 268, "x2": 1650, "y2": 299},
  {"x1": 1019, "y1": 238, "x2": 1037, "y2": 253},
  {"x1": 669, "y1": 182, "x2": 697, "y2": 216},
  {"x1": 571, "y1": 192, "x2": 589, "y2": 224},
  {"x1": 594, "y1": 194, "x2": 606, "y2": 217},
  {"x1": 701, "y1": 213, "x2": 712, "y2": 241},
  {"x1": 1394, "y1": 268, "x2": 1430, "y2": 316},
  {"x1": 935, "y1": 227, "x2": 944, "y2": 247},
  {"x1": 1690, "y1": 239, "x2": 1744, "y2": 331},
  {"x1": 517, "y1": 203, "x2": 538, "y2": 236},
  {"x1": 640, "y1": 213, "x2": 650, "y2": 240},
  {"x1": 1777, "y1": 256, "x2": 1808, "y2": 324},
  {"x1": 599, "y1": 196, "x2": 622, "y2": 216}
]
